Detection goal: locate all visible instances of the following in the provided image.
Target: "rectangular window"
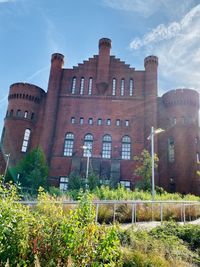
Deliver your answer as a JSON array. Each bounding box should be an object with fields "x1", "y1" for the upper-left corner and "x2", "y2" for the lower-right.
[
  {"x1": 88, "y1": 78, "x2": 93, "y2": 95},
  {"x1": 102, "y1": 143, "x2": 111, "y2": 159},
  {"x1": 112, "y1": 78, "x2": 116, "y2": 96},
  {"x1": 80, "y1": 117, "x2": 84, "y2": 124},
  {"x1": 59, "y1": 177, "x2": 68, "y2": 191},
  {"x1": 106, "y1": 119, "x2": 111, "y2": 126},
  {"x1": 98, "y1": 118, "x2": 102, "y2": 125},
  {"x1": 120, "y1": 180, "x2": 131, "y2": 189},
  {"x1": 63, "y1": 140, "x2": 73, "y2": 156},
  {"x1": 129, "y1": 79, "x2": 133, "y2": 96},
  {"x1": 168, "y1": 138, "x2": 175, "y2": 163},
  {"x1": 125, "y1": 120, "x2": 129, "y2": 127},
  {"x1": 88, "y1": 118, "x2": 93, "y2": 125},
  {"x1": 80, "y1": 78, "x2": 84, "y2": 95},
  {"x1": 120, "y1": 79, "x2": 125, "y2": 96},
  {"x1": 71, "y1": 117, "x2": 75, "y2": 124},
  {"x1": 116, "y1": 119, "x2": 120, "y2": 126}
]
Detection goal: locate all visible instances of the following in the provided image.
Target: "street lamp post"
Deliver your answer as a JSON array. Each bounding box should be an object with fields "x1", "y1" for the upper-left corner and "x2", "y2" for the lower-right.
[
  {"x1": 82, "y1": 145, "x2": 92, "y2": 186},
  {"x1": 148, "y1": 127, "x2": 164, "y2": 202}
]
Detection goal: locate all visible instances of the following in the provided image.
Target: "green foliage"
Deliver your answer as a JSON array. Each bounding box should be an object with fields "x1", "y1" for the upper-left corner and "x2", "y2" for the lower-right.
[
  {"x1": 15, "y1": 147, "x2": 48, "y2": 191},
  {"x1": 134, "y1": 149, "x2": 159, "y2": 191},
  {"x1": 0, "y1": 181, "x2": 33, "y2": 266},
  {"x1": 61, "y1": 193, "x2": 123, "y2": 266},
  {"x1": 68, "y1": 173, "x2": 84, "y2": 191},
  {"x1": 87, "y1": 172, "x2": 100, "y2": 191}
]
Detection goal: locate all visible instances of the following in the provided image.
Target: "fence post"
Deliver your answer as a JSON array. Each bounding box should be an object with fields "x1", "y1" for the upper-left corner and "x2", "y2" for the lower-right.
[
  {"x1": 113, "y1": 203, "x2": 116, "y2": 223},
  {"x1": 95, "y1": 203, "x2": 99, "y2": 223},
  {"x1": 183, "y1": 204, "x2": 186, "y2": 224},
  {"x1": 160, "y1": 203, "x2": 163, "y2": 223},
  {"x1": 135, "y1": 204, "x2": 137, "y2": 223},
  {"x1": 132, "y1": 203, "x2": 135, "y2": 225}
]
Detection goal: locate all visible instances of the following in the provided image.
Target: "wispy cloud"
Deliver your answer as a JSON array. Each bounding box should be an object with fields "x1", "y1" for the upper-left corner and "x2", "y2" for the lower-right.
[
  {"x1": 25, "y1": 66, "x2": 49, "y2": 84},
  {"x1": 102, "y1": 0, "x2": 194, "y2": 18},
  {"x1": 129, "y1": 4, "x2": 200, "y2": 93}
]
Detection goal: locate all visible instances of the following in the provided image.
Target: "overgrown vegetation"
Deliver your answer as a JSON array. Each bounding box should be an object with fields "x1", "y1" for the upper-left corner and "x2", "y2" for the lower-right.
[{"x1": 1, "y1": 181, "x2": 200, "y2": 266}]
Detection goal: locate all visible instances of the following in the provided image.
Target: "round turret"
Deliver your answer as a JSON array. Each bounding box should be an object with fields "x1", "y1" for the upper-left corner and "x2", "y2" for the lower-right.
[
  {"x1": 144, "y1": 55, "x2": 158, "y2": 68},
  {"x1": 162, "y1": 88, "x2": 199, "y2": 107},
  {"x1": 98, "y1": 38, "x2": 112, "y2": 49}
]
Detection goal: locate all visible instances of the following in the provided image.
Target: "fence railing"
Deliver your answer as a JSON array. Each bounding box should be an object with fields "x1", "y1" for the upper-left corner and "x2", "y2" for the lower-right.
[{"x1": 19, "y1": 200, "x2": 200, "y2": 224}]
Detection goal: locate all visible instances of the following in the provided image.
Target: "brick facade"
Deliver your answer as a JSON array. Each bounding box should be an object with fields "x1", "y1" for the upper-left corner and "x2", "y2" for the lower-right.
[{"x1": 1, "y1": 38, "x2": 200, "y2": 194}]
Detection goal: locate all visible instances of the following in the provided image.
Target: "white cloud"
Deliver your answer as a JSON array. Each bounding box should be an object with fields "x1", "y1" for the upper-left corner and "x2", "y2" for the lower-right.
[{"x1": 129, "y1": 4, "x2": 200, "y2": 93}]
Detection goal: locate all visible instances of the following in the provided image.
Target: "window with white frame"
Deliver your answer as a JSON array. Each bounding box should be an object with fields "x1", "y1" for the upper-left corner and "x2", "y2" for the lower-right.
[
  {"x1": 129, "y1": 79, "x2": 133, "y2": 96},
  {"x1": 24, "y1": 111, "x2": 28, "y2": 118},
  {"x1": 120, "y1": 180, "x2": 131, "y2": 189},
  {"x1": 116, "y1": 119, "x2": 120, "y2": 126},
  {"x1": 83, "y1": 134, "x2": 93, "y2": 157},
  {"x1": 88, "y1": 78, "x2": 93, "y2": 95},
  {"x1": 80, "y1": 77, "x2": 84, "y2": 95},
  {"x1": 125, "y1": 120, "x2": 129, "y2": 127},
  {"x1": 168, "y1": 137, "x2": 175, "y2": 163},
  {"x1": 106, "y1": 119, "x2": 111, "y2": 126},
  {"x1": 121, "y1": 135, "x2": 131, "y2": 160},
  {"x1": 88, "y1": 118, "x2": 93, "y2": 125},
  {"x1": 80, "y1": 117, "x2": 84, "y2": 124},
  {"x1": 21, "y1": 129, "x2": 31, "y2": 152},
  {"x1": 102, "y1": 134, "x2": 112, "y2": 159},
  {"x1": 97, "y1": 118, "x2": 102, "y2": 125},
  {"x1": 112, "y1": 78, "x2": 116, "y2": 96},
  {"x1": 71, "y1": 117, "x2": 75, "y2": 124},
  {"x1": 71, "y1": 77, "x2": 76, "y2": 94},
  {"x1": 63, "y1": 133, "x2": 74, "y2": 156},
  {"x1": 59, "y1": 177, "x2": 68, "y2": 191},
  {"x1": 120, "y1": 79, "x2": 125, "y2": 96}
]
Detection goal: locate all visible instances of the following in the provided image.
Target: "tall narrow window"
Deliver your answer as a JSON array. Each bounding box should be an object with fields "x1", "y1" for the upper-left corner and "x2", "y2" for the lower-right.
[
  {"x1": 112, "y1": 78, "x2": 116, "y2": 96},
  {"x1": 71, "y1": 77, "x2": 76, "y2": 94},
  {"x1": 83, "y1": 134, "x2": 93, "y2": 157},
  {"x1": 168, "y1": 137, "x2": 175, "y2": 163},
  {"x1": 129, "y1": 79, "x2": 133, "y2": 96},
  {"x1": 1, "y1": 127, "x2": 5, "y2": 145},
  {"x1": 88, "y1": 78, "x2": 93, "y2": 95},
  {"x1": 88, "y1": 118, "x2": 93, "y2": 125},
  {"x1": 80, "y1": 117, "x2": 84, "y2": 124},
  {"x1": 63, "y1": 133, "x2": 74, "y2": 156},
  {"x1": 125, "y1": 120, "x2": 129, "y2": 127},
  {"x1": 121, "y1": 135, "x2": 131, "y2": 160},
  {"x1": 21, "y1": 129, "x2": 31, "y2": 152},
  {"x1": 80, "y1": 77, "x2": 84, "y2": 95},
  {"x1": 59, "y1": 177, "x2": 68, "y2": 191},
  {"x1": 97, "y1": 118, "x2": 102, "y2": 125},
  {"x1": 24, "y1": 111, "x2": 28, "y2": 118},
  {"x1": 116, "y1": 119, "x2": 120, "y2": 126},
  {"x1": 120, "y1": 79, "x2": 125, "y2": 96},
  {"x1": 31, "y1": 113, "x2": 35, "y2": 120},
  {"x1": 102, "y1": 134, "x2": 112, "y2": 159},
  {"x1": 106, "y1": 119, "x2": 111, "y2": 126},
  {"x1": 17, "y1": 109, "x2": 21, "y2": 117},
  {"x1": 71, "y1": 117, "x2": 75, "y2": 124}
]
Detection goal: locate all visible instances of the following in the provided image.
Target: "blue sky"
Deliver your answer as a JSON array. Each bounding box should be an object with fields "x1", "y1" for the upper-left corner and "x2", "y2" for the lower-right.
[{"x1": 0, "y1": 0, "x2": 200, "y2": 132}]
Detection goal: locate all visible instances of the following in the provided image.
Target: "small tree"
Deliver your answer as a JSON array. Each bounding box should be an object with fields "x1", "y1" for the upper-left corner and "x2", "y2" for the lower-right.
[
  {"x1": 15, "y1": 147, "x2": 48, "y2": 191},
  {"x1": 134, "y1": 149, "x2": 159, "y2": 191},
  {"x1": 68, "y1": 173, "x2": 84, "y2": 190},
  {"x1": 87, "y1": 172, "x2": 100, "y2": 191}
]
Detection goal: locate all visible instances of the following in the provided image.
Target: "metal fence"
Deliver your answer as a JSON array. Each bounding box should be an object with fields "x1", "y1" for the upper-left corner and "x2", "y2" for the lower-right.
[{"x1": 19, "y1": 200, "x2": 200, "y2": 224}]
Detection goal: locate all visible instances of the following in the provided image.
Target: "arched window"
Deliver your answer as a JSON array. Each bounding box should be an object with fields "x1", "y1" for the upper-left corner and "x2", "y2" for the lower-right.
[
  {"x1": 63, "y1": 133, "x2": 74, "y2": 156},
  {"x1": 83, "y1": 134, "x2": 93, "y2": 157},
  {"x1": 21, "y1": 129, "x2": 31, "y2": 152},
  {"x1": 24, "y1": 111, "x2": 28, "y2": 118},
  {"x1": 71, "y1": 77, "x2": 76, "y2": 94},
  {"x1": 112, "y1": 78, "x2": 116, "y2": 96},
  {"x1": 80, "y1": 77, "x2": 84, "y2": 95},
  {"x1": 17, "y1": 109, "x2": 21, "y2": 117},
  {"x1": 121, "y1": 135, "x2": 131, "y2": 160},
  {"x1": 1, "y1": 127, "x2": 5, "y2": 145},
  {"x1": 168, "y1": 137, "x2": 175, "y2": 163},
  {"x1": 80, "y1": 117, "x2": 84, "y2": 124},
  {"x1": 129, "y1": 79, "x2": 133, "y2": 96},
  {"x1": 88, "y1": 78, "x2": 93, "y2": 95},
  {"x1": 102, "y1": 134, "x2": 112, "y2": 159},
  {"x1": 120, "y1": 79, "x2": 125, "y2": 96}
]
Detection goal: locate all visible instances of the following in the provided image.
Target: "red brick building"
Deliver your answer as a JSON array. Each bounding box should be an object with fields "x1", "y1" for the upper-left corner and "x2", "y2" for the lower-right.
[{"x1": 1, "y1": 38, "x2": 200, "y2": 194}]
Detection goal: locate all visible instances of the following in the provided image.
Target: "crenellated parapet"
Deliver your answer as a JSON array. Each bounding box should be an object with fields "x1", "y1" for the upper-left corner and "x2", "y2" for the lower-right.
[
  {"x1": 6, "y1": 83, "x2": 46, "y2": 121},
  {"x1": 162, "y1": 89, "x2": 199, "y2": 107},
  {"x1": 144, "y1": 55, "x2": 158, "y2": 68}
]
